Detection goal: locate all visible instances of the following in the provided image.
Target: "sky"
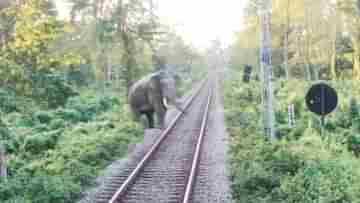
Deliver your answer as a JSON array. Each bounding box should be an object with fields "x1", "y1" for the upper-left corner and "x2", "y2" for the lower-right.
[
  {"x1": 154, "y1": 0, "x2": 246, "y2": 49},
  {"x1": 56, "y1": 0, "x2": 247, "y2": 49}
]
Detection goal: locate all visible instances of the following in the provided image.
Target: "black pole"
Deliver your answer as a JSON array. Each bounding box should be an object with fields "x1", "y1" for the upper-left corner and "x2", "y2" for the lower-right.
[{"x1": 320, "y1": 115, "x2": 325, "y2": 137}]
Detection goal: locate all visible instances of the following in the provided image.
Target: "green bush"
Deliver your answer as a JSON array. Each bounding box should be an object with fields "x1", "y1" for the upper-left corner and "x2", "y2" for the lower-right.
[
  {"x1": 24, "y1": 171, "x2": 82, "y2": 203},
  {"x1": 49, "y1": 118, "x2": 66, "y2": 130},
  {"x1": 352, "y1": 118, "x2": 360, "y2": 133},
  {"x1": 32, "y1": 73, "x2": 79, "y2": 108},
  {"x1": 0, "y1": 120, "x2": 11, "y2": 140},
  {"x1": 223, "y1": 72, "x2": 360, "y2": 203},
  {"x1": 0, "y1": 79, "x2": 153, "y2": 202},
  {"x1": 350, "y1": 97, "x2": 359, "y2": 120},
  {"x1": 32, "y1": 123, "x2": 51, "y2": 133},
  {"x1": 34, "y1": 110, "x2": 53, "y2": 124},
  {"x1": 24, "y1": 130, "x2": 62, "y2": 154},
  {"x1": 230, "y1": 136, "x2": 306, "y2": 203},
  {"x1": 65, "y1": 94, "x2": 120, "y2": 122},
  {"x1": 281, "y1": 160, "x2": 360, "y2": 203},
  {"x1": 67, "y1": 64, "x2": 95, "y2": 86},
  {"x1": 0, "y1": 174, "x2": 27, "y2": 202},
  {"x1": 5, "y1": 112, "x2": 35, "y2": 127},
  {"x1": 0, "y1": 88, "x2": 17, "y2": 113},
  {"x1": 54, "y1": 108, "x2": 83, "y2": 123},
  {"x1": 336, "y1": 111, "x2": 352, "y2": 129},
  {"x1": 347, "y1": 133, "x2": 360, "y2": 156}
]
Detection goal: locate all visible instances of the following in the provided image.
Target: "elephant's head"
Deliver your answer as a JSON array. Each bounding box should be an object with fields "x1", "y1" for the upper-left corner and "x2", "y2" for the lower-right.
[{"x1": 153, "y1": 71, "x2": 184, "y2": 112}]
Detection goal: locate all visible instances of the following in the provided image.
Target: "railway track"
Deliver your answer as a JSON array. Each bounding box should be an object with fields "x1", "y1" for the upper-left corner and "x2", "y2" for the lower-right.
[{"x1": 94, "y1": 76, "x2": 215, "y2": 203}]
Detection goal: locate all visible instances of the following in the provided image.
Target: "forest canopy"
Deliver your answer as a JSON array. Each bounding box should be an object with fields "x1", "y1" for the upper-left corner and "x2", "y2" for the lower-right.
[{"x1": 232, "y1": 0, "x2": 360, "y2": 81}]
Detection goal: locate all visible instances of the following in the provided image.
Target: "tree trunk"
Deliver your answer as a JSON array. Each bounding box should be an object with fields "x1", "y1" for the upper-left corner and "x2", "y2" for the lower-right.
[
  {"x1": 304, "y1": 3, "x2": 316, "y2": 81},
  {"x1": 298, "y1": 35, "x2": 311, "y2": 80},
  {"x1": 330, "y1": 41, "x2": 337, "y2": 80},
  {"x1": 122, "y1": 32, "x2": 137, "y2": 96},
  {"x1": 330, "y1": 9, "x2": 338, "y2": 80},
  {"x1": 352, "y1": 38, "x2": 360, "y2": 80},
  {"x1": 283, "y1": 32, "x2": 289, "y2": 80},
  {"x1": 117, "y1": 0, "x2": 137, "y2": 95}
]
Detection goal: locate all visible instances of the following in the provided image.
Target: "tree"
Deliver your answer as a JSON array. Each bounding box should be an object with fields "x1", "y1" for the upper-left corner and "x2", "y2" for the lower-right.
[
  {"x1": 232, "y1": 0, "x2": 357, "y2": 81},
  {"x1": 338, "y1": 0, "x2": 360, "y2": 80},
  {"x1": 64, "y1": 0, "x2": 162, "y2": 93},
  {"x1": 114, "y1": 0, "x2": 163, "y2": 94},
  {"x1": 0, "y1": 0, "x2": 81, "y2": 95}
]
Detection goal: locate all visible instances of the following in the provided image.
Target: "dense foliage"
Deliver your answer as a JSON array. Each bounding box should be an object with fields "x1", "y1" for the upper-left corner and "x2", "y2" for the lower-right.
[
  {"x1": 228, "y1": 1, "x2": 360, "y2": 201},
  {"x1": 232, "y1": 0, "x2": 360, "y2": 81},
  {"x1": 0, "y1": 1, "x2": 206, "y2": 202},
  {"x1": 223, "y1": 71, "x2": 360, "y2": 203},
  {"x1": 0, "y1": 88, "x2": 143, "y2": 202}
]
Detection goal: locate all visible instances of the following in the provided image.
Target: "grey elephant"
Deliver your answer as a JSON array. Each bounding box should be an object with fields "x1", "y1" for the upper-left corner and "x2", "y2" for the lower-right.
[{"x1": 128, "y1": 71, "x2": 183, "y2": 129}]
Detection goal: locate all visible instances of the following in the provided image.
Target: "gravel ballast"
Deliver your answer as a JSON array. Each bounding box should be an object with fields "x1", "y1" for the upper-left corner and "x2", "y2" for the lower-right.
[
  {"x1": 79, "y1": 79, "x2": 233, "y2": 203},
  {"x1": 192, "y1": 79, "x2": 233, "y2": 203}
]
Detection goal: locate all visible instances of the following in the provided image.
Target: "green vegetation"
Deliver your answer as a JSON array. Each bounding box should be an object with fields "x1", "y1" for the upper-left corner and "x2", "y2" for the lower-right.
[
  {"x1": 0, "y1": 1, "x2": 205, "y2": 202},
  {"x1": 233, "y1": 0, "x2": 360, "y2": 81},
  {"x1": 227, "y1": 1, "x2": 360, "y2": 201},
  {"x1": 224, "y1": 71, "x2": 360, "y2": 203},
  {"x1": 4, "y1": 0, "x2": 360, "y2": 202},
  {"x1": 0, "y1": 87, "x2": 143, "y2": 202}
]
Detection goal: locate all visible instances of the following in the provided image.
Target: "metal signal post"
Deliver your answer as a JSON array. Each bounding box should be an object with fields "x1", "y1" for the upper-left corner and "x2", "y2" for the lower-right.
[{"x1": 259, "y1": 0, "x2": 276, "y2": 140}]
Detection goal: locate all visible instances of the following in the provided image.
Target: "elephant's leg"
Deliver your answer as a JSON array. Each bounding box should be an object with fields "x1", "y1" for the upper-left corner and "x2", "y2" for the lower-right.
[
  {"x1": 145, "y1": 111, "x2": 155, "y2": 128},
  {"x1": 132, "y1": 108, "x2": 148, "y2": 129},
  {"x1": 154, "y1": 104, "x2": 166, "y2": 129}
]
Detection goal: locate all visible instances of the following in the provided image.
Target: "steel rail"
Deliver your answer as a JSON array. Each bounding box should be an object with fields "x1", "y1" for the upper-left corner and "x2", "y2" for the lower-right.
[
  {"x1": 108, "y1": 78, "x2": 209, "y2": 203},
  {"x1": 182, "y1": 78, "x2": 214, "y2": 203}
]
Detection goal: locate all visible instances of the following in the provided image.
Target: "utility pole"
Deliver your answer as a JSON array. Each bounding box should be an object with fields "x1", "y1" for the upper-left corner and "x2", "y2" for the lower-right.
[
  {"x1": 283, "y1": 0, "x2": 291, "y2": 80},
  {"x1": 259, "y1": 0, "x2": 276, "y2": 140}
]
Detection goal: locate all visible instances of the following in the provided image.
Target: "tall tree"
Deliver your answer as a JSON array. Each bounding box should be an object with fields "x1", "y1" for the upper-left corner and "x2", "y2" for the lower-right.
[{"x1": 338, "y1": 0, "x2": 360, "y2": 80}]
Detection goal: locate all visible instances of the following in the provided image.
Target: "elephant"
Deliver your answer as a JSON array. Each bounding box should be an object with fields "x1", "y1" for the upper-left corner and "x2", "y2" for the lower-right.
[{"x1": 128, "y1": 71, "x2": 184, "y2": 129}]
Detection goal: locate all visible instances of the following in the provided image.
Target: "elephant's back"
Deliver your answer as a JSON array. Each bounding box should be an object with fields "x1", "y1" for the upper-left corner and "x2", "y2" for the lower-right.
[
  {"x1": 128, "y1": 73, "x2": 156, "y2": 94},
  {"x1": 128, "y1": 75, "x2": 154, "y2": 112}
]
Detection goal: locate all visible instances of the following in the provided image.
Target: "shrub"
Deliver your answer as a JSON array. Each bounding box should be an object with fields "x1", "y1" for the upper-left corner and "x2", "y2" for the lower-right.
[
  {"x1": 281, "y1": 160, "x2": 360, "y2": 203},
  {"x1": 24, "y1": 130, "x2": 62, "y2": 154},
  {"x1": 230, "y1": 137, "x2": 306, "y2": 203},
  {"x1": 32, "y1": 123, "x2": 51, "y2": 133},
  {"x1": 25, "y1": 171, "x2": 82, "y2": 203},
  {"x1": 54, "y1": 108, "x2": 82, "y2": 123},
  {"x1": 336, "y1": 111, "x2": 352, "y2": 129},
  {"x1": 0, "y1": 120, "x2": 11, "y2": 140},
  {"x1": 0, "y1": 88, "x2": 17, "y2": 113},
  {"x1": 276, "y1": 126, "x2": 293, "y2": 140},
  {"x1": 66, "y1": 64, "x2": 95, "y2": 87},
  {"x1": 32, "y1": 73, "x2": 79, "y2": 108},
  {"x1": 49, "y1": 119, "x2": 66, "y2": 130},
  {"x1": 0, "y1": 79, "x2": 145, "y2": 203},
  {"x1": 34, "y1": 111, "x2": 53, "y2": 124},
  {"x1": 65, "y1": 94, "x2": 120, "y2": 122},
  {"x1": 0, "y1": 174, "x2": 27, "y2": 202},
  {"x1": 350, "y1": 97, "x2": 359, "y2": 120},
  {"x1": 224, "y1": 72, "x2": 360, "y2": 203},
  {"x1": 347, "y1": 133, "x2": 360, "y2": 157}
]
